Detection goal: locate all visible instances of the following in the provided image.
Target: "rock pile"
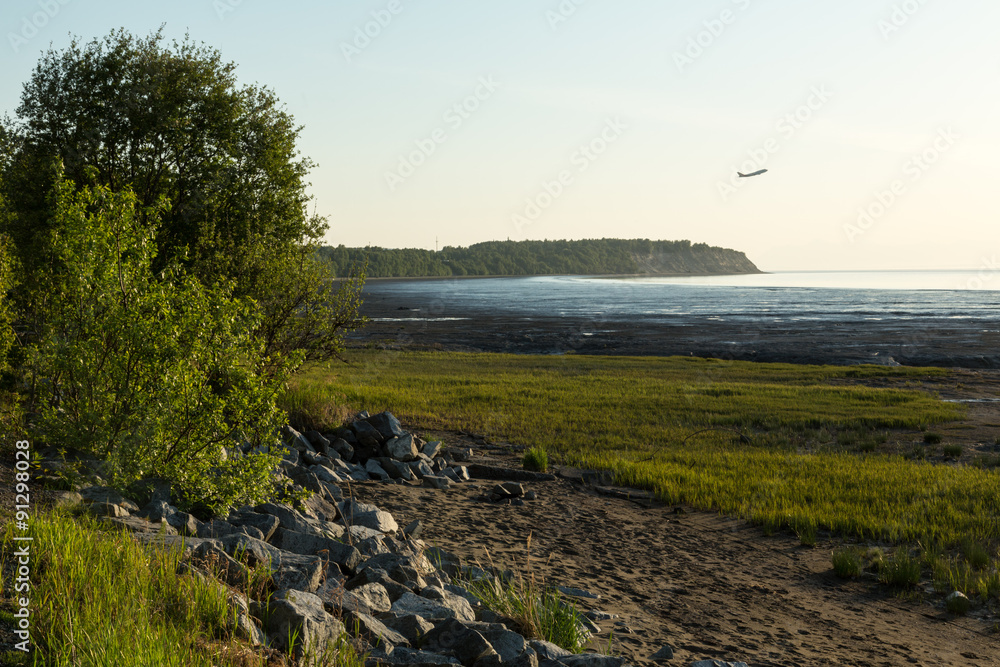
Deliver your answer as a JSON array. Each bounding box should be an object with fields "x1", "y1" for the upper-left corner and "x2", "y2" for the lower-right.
[{"x1": 55, "y1": 411, "x2": 630, "y2": 666}]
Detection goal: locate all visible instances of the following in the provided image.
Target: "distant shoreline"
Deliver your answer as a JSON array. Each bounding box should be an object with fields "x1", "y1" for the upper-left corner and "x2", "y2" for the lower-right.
[{"x1": 362, "y1": 270, "x2": 768, "y2": 282}]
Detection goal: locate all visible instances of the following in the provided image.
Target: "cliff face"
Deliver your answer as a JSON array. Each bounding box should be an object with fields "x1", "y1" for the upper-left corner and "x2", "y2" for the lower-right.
[{"x1": 629, "y1": 247, "x2": 762, "y2": 275}]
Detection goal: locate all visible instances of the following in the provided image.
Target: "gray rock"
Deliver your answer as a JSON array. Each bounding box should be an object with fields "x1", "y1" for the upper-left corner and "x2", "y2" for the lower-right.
[
  {"x1": 138, "y1": 499, "x2": 176, "y2": 522},
  {"x1": 80, "y1": 486, "x2": 140, "y2": 513},
  {"x1": 689, "y1": 662, "x2": 749, "y2": 667},
  {"x1": 423, "y1": 475, "x2": 452, "y2": 490},
  {"x1": 190, "y1": 541, "x2": 249, "y2": 588},
  {"x1": 390, "y1": 591, "x2": 475, "y2": 622},
  {"x1": 382, "y1": 613, "x2": 436, "y2": 645},
  {"x1": 165, "y1": 511, "x2": 201, "y2": 537},
  {"x1": 273, "y1": 528, "x2": 361, "y2": 573},
  {"x1": 302, "y1": 493, "x2": 341, "y2": 524},
  {"x1": 196, "y1": 518, "x2": 238, "y2": 539},
  {"x1": 453, "y1": 466, "x2": 471, "y2": 482},
  {"x1": 342, "y1": 609, "x2": 408, "y2": 650},
  {"x1": 281, "y1": 424, "x2": 317, "y2": 453},
  {"x1": 88, "y1": 502, "x2": 129, "y2": 518},
  {"x1": 304, "y1": 430, "x2": 331, "y2": 454},
  {"x1": 464, "y1": 621, "x2": 526, "y2": 662},
  {"x1": 228, "y1": 510, "x2": 280, "y2": 541},
  {"x1": 424, "y1": 547, "x2": 461, "y2": 577},
  {"x1": 341, "y1": 582, "x2": 392, "y2": 614},
  {"x1": 411, "y1": 460, "x2": 435, "y2": 479},
  {"x1": 650, "y1": 645, "x2": 674, "y2": 661},
  {"x1": 272, "y1": 553, "x2": 326, "y2": 593},
  {"x1": 524, "y1": 490, "x2": 537, "y2": 501},
  {"x1": 529, "y1": 640, "x2": 572, "y2": 661},
  {"x1": 500, "y1": 482, "x2": 525, "y2": 497},
  {"x1": 555, "y1": 585, "x2": 599, "y2": 600},
  {"x1": 385, "y1": 433, "x2": 419, "y2": 462},
  {"x1": 339, "y1": 499, "x2": 399, "y2": 533},
  {"x1": 357, "y1": 535, "x2": 392, "y2": 558},
  {"x1": 330, "y1": 437, "x2": 355, "y2": 460},
  {"x1": 441, "y1": 467, "x2": 461, "y2": 483},
  {"x1": 286, "y1": 466, "x2": 324, "y2": 493},
  {"x1": 346, "y1": 567, "x2": 413, "y2": 601},
  {"x1": 433, "y1": 457, "x2": 448, "y2": 473},
  {"x1": 348, "y1": 525, "x2": 386, "y2": 542},
  {"x1": 422, "y1": 618, "x2": 498, "y2": 666},
  {"x1": 351, "y1": 419, "x2": 384, "y2": 448},
  {"x1": 380, "y1": 458, "x2": 415, "y2": 481},
  {"x1": 310, "y1": 464, "x2": 341, "y2": 484},
  {"x1": 403, "y1": 520, "x2": 424, "y2": 540},
  {"x1": 374, "y1": 647, "x2": 461, "y2": 666},
  {"x1": 53, "y1": 490, "x2": 83, "y2": 508},
  {"x1": 265, "y1": 589, "x2": 345, "y2": 657},
  {"x1": 226, "y1": 591, "x2": 265, "y2": 645},
  {"x1": 367, "y1": 411, "x2": 406, "y2": 441},
  {"x1": 365, "y1": 459, "x2": 391, "y2": 481},
  {"x1": 422, "y1": 440, "x2": 443, "y2": 459}
]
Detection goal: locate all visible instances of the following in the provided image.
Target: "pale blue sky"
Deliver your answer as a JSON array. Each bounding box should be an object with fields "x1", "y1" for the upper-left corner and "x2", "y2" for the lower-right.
[{"x1": 2, "y1": 0, "x2": 998, "y2": 270}]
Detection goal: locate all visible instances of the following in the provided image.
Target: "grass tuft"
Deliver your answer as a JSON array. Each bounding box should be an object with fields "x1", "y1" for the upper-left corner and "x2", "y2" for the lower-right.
[
  {"x1": 522, "y1": 447, "x2": 549, "y2": 472},
  {"x1": 832, "y1": 546, "x2": 864, "y2": 579}
]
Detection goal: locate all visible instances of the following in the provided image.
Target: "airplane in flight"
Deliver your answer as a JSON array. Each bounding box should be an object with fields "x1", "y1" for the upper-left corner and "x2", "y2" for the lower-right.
[{"x1": 737, "y1": 168, "x2": 768, "y2": 178}]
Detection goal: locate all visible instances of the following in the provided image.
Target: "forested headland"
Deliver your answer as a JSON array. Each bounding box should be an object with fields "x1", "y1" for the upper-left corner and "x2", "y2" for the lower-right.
[{"x1": 319, "y1": 238, "x2": 762, "y2": 278}]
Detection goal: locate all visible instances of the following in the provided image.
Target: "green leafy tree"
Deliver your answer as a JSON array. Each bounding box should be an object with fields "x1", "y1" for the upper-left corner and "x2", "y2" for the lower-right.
[
  {"x1": 27, "y1": 175, "x2": 293, "y2": 513},
  {"x1": 1, "y1": 28, "x2": 364, "y2": 367}
]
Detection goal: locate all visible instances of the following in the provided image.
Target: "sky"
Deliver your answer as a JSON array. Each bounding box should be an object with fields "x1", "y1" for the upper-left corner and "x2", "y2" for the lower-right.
[{"x1": 1, "y1": 0, "x2": 998, "y2": 271}]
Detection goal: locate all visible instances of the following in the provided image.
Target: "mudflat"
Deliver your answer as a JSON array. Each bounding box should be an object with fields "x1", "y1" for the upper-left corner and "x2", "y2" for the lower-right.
[{"x1": 353, "y1": 288, "x2": 1000, "y2": 368}]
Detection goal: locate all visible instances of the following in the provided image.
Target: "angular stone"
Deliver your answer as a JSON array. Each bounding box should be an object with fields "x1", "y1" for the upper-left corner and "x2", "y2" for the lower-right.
[
  {"x1": 410, "y1": 460, "x2": 435, "y2": 479},
  {"x1": 376, "y1": 647, "x2": 461, "y2": 666},
  {"x1": 273, "y1": 528, "x2": 361, "y2": 573},
  {"x1": 341, "y1": 609, "x2": 408, "y2": 650},
  {"x1": 389, "y1": 591, "x2": 474, "y2": 622},
  {"x1": 341, "y1": 582, "x2": 392, "y2": 614},
  {"x1": 422, "y1": 440, "x2": 443, "y2": 459},
  {"x1": 53, "y1": 490, "x2": 83, "y2": 508},
  {"x1": 228, "y1": 510, "x2": 280, "y2": 542},
  {"x1": 281, "y1": 425, "x2": 316, "y2": 453},
  {"x1": 304, "y1": 430, "x2": 331, "y2": 454},
  {"x1": 272, "y1": 553, "x2": 325, "y2": 593},
  {"x1": 453, "y1": 466, "x2": 470, "y2": 482},
  {"x1": 649, "y1": 645, "x2": 674, "y2": 661},
  {"x1": 138, "y1": 499, "x2": 176, "y2": 522},
  {"x1": 422, "y1": 618, "x2": 497, "y2": 665},
  {"x1": 560, "y1": 655, "x2": 626, "y2": 667},
  {"x1": 367, "y1": 411, "x2": 406, "y2": 441},
  {"x1": 403, "y1": 519, "x2": 424, "y2": 540},
  {"x1": 302, "y1": 493, "x2": 341, "y2": 524},
  {"x1": 382, "y1": 613, "x2": 436, "y2": 645},
  {"x1": 423, "y1": 475, "x2": 451, "y2": 490},
  {"x1": 433, "y1": 457, "x2": 447, "y2": 473},
  {"x1": 226, "y1": 591, "x2": 265, "y2": 645},
  {"x1": 529, "y1": 640, "x2": 571, "y2": 661},
  {"x1": 196, "y1": 518, "x2": 238, "y2": 539},
  {"x1": 451, "y1": 447, "x2": 473, "y2": 462},
  {"x1": 286, "y1": 466, "x2": 324, "y2": 493},
  {"x1": 190, "y1": 541, "x2": 249, "y2": 588},
  {"x1": 311, "y1": 464, "x2": 342, "y2": 484},
  {"x1": 379, "y1": 458, "x2": 414, "y2": 481},
  {"x1": 690, "y1": 662, "x2": 748, "y2": 667},
  {"x1": 365, "y1": 459, "x2": 391, "y2": 481},
  {"x1": 165, "y1": 511, "x2": 201, "y2": 537},
  {"x1": 330, "y1": 437, "x2": 355, "y2": 461},
  {"x1": 441, "y1": 468, "x2": 461, "y2": 483},
  {"x1": 500, "y1": 482, "x2": 525, "y2": 497},
  {"x1": 351, "y1": 419, "x2": 384, "y2": 448},
  {"x1": 80, "y1": 486, "x2": 140, "y2": 513},
  {"x1": 88, "y1": 502, "x2": 128, "y2": 518},
  {"x1": 339, "y1": 499, "x2": 399, "y2": 533},
  {"x1": 464, "y1": 621, "x2": 526, "y2": 662},
  {"x1": 265, "y1": 589, "x2": 345, "y2": 657},
  {"x1": 385, "y1": 433, "x2": 418, "y2": 462}
]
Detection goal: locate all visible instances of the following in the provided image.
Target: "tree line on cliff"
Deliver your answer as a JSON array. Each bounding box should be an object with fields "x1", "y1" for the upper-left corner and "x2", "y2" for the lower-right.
[{"x1": 320, "y1": 238, "x2": 759, "y2": 278}]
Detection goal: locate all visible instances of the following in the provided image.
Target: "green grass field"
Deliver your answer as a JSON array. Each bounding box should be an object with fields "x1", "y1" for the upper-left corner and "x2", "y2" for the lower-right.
[{"x1": 285, "y1": 351, "x2": 1000, "y2": 555}]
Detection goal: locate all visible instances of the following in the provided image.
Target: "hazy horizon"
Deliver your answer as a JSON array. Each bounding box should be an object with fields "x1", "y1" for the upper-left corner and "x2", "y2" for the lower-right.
[{"x1": 2, "y1": 0, "x2": 997, "y2": 273}]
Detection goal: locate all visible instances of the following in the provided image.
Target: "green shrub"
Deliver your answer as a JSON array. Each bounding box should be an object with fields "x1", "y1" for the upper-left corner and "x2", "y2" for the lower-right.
[
  {"x1": 962, "y1": 539, "x2": 990, "y2": 569},
  {"x1": 923, "y1": 432, "x2": 943, "y2": 444},
  {"x1": 794, "y1": 518, "x2": 818, "y2": 547},
  {"x1": 878, "y1": 548, "x2": 922, "y2": 588},
  {"x1": 832, "y1": 546, "x2": 864, "y2": 578},
  {"x1": 945, "y1": 592, "x2": 971, "y2": 615},
  {"x1": 522, "y1": 446, "x2": 549, "y2": 472},
  {"x1": 25, "y1": 179, "x2": 296, "y2": 514},
  {"x1": 943, "y1": 444, "x2": 963, "y2": 459}
]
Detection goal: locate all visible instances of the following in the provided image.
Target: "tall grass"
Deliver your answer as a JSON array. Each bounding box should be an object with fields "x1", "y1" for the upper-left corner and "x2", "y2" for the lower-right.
[
  {"x1": 286, "y1": 352, "x2": 1000, "y2": 560},
  {"x1": 0, "y1": 510, "x2": 364, "y2": 667}
]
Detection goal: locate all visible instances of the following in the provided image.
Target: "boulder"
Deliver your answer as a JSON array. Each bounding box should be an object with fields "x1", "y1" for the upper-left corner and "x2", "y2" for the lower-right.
[
  {"x1": 389, "y1": 590, "x2": 475, "y2": 622},
  {"x1": 365, "y1": 459, "x2": 391, "y2": 481},
  {"x1": 339, "y1": 499, "x2": 399, "y2": 533},
  {"x1": 272, "y1": 528, "x2": 361, "y2": 573},
  {"x1": 382, "y1": 613, "x2": 436, "y2": 645},
  {"x1": 351, "y1": 420, "x2": 384, "y2": 448},
  {"x1": 281, "y1": 425, "x2": 316, "y2": 453},
  {"x1": 329, "y1": 438, "x2": 355, "y2": 461},
  {"x1": 165, "y1": 510, "x2": 201, "y2": 537},
  {"x1": 341, "y1": 609, "x2": 408, "y2": 650},
  {"x1": 421, "y1": 617, "x2": 498, "y2": 666},
  {"x1": 346, "y1": 567, "x2": 414, "y2": 602},
  {"x1": 226, "y1": 591, "x2": 265, "y2": 645},
  {"x1": 304, "y1": 430, "x2": 332, "y2": 454},
  {"x1": 411, "y1": 460, "x2": 435, "y2": 479},
  {"x1": 385, "y1": 434, "x2": 419, "y2": 462},
  {"x1": 286, "y1": 467, "x2": 324, "y2": 493},
  {"x1": 560, "y1": 656, "x2": 627, "y2": 667},
  {"x1": 403, "y1": 519, "x2": 424, "y2": 540},
  {"x1": 441, "y1": 468, "x2": 461, "y2": 483},
  {"x1": 374, "y1": 647, "x2": 460, "y2": 666},
  {"x1": 189, "y1": 541, "x2": 249, "y2": 588},
  {"x1": 367, "y1": 411, "x2": 406, "y2": 441},
  {"x1": 379, "y1": 458, "x2": 415, "y2": 481},
  {"x1": 265, "y1": 589, "x2": 345, "y2": 658},
  {"x1": 196, "y1": 519, "x2": 239, "y2": 540},
  {"x1": 80, "y1": 486, "x2": 140, "y2": 513},
  {"x1": 422, "y1": 440, "x2": 443, "y2": 459},
  {"x1": 423, "y1": 475, "x2": 452, "y2": 491},
  {"x1": 341, "y1": 582, "x2": 392, "y2": 614},
  {"x1": 87, "y1": 502, "x2": 129, "y2": 518},
  {"x1": 227, "y1": 510, "x2": 280, "y2": 542},
  {"x1": 649, "y1": 645, "x2": 674, "y2": 661}
]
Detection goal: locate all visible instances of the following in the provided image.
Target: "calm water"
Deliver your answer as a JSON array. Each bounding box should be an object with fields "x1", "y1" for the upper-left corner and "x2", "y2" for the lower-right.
[{"x1": 364, "y1": 271, "x2": 1000, "y2": 325}]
